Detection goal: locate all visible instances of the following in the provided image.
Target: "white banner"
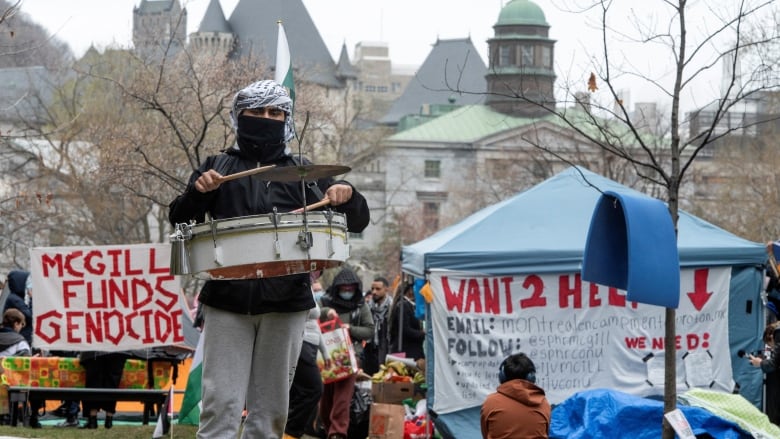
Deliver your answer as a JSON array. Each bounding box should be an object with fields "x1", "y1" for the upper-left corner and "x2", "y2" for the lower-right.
[
  {"x1": 430, "y1": 267, "x2": 732, "y2": 414},
  {"x1": 30, "y1": 244, "x2": 183, "y2": 351}
]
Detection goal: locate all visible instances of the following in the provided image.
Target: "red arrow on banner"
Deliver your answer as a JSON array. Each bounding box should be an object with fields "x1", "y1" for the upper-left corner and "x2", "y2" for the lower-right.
[{"x1": 687, "y1": 269, "x2": 712, "y2": 311}]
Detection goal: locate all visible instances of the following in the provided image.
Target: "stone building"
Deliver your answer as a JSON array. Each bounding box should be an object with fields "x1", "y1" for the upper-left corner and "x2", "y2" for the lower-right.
[
  {"x1": 357, "y1": 0, "x2": 608, "y2": 245},
  {"x1": 177, "y1": 0, "x2": 680, "y2": 262},
  {"x1": 132, "y1": 0, "x2": 187, "y2": 60},
  {"x1": 126, "y1": 0, "x2": 771, "y2": 266},
  {"x1": 187, "y1": 0, "x2": 234, "y2": 57},
  {"x1": 484, "y1": 0, "x2": 556, "y2": 117},
  {"x1": 188, "y1": 0, "x2": 346, "y2": 89}
]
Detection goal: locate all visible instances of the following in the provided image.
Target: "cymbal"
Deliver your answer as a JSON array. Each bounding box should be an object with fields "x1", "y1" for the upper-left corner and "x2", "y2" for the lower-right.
[{"x1": 261, "y1": 164, "x2": 351, "y2": 182}]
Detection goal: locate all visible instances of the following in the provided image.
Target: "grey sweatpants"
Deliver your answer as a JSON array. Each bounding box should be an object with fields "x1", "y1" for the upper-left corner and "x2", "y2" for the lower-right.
[{"x1": 196, "y1": 305, "x2": 307, "y2": 439}]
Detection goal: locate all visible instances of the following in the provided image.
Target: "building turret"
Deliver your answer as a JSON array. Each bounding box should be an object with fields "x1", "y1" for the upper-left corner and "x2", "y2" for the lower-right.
[
  {"x1": 189, "y1": 0, "x2": 235, "y2": 56},
  {"x1": 336, "y1": 42, "x2": 358, "y2": 81},
  {"x1": 485, "y1": 0, "x2": 556, "y2": 117},
  {"x1": 132, "y1": 0, "x2": 187, "y2": 60}
]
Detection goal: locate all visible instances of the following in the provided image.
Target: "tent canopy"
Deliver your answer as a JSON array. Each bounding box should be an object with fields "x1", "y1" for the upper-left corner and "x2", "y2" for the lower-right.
[
  {"x1": 405, "y1": 167, "x2": 767, "y2": 438},
  {"x1": 402, "y1": 167, "x2": 766, "y2": 277}
]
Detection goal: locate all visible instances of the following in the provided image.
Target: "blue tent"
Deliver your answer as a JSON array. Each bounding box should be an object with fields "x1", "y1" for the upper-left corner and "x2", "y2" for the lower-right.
[
  {"x1": 401, "y1": 167, "x2": 767, "y2": 438},
  {"x1": 550, "y1": 388, "x2": 752, "y2": 438}
]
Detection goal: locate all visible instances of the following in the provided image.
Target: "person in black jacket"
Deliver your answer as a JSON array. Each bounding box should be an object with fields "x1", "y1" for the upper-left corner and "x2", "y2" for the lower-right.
[
  {"x1": 749, "y1": 322, "x2": 780, "y2": 425},
  {"x1": 4, "y1": 271, "x2": 43, "y2": 429},
  {"x1": 4, "y1": 270, "x2": 33, "y2": 345},
  {"x1": 168, "y1": 79, "x2": 369, "y2": 439},
  {"x1": 363, "y1": 276, "x2": 393, "y2": 375},
  {"x1": 388, "y1": 282, "x2": 426, "y2": 361},
  {"x1": 77, "y1": 351, "x2": 128, "y2": 429},
  {"x1": 318, "y1": 267, "x2": 375, "y2": 439}
]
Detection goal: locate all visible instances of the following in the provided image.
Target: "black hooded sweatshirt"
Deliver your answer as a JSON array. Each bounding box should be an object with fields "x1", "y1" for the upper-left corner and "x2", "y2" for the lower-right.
[
  {"x1": 168, "y1": 147, "x2": 370, "y2": 315},
  {"x1": 5, "y1": 270, "x2": 33, "y2": 344},
  {"x1": 319, "y1": 268, "x2": 374, "y2": 344}
]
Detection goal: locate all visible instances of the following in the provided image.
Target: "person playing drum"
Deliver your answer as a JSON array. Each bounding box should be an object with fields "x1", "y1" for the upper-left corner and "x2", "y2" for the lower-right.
[{"x1": 168, "y1": 79, "x2": 370, "y2": 439}]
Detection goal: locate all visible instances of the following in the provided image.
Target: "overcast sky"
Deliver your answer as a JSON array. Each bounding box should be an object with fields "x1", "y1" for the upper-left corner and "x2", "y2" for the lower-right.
[
  {"x1": 16, "y1": 0, "x2": 768, "y2": 112},
  {"x1": 18, "y1": 0, "x2": 507, "y2": 66}
]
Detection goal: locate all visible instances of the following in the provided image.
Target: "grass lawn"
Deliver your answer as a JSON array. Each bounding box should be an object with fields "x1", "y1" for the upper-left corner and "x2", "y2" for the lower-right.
[{"x1": 0, "y1": 424, "x2": 199, "y2": 438}]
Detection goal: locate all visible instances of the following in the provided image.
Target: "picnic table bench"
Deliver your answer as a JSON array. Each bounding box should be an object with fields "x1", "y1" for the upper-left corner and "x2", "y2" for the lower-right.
[
  {"x1": 8, "y1": 387, "x2": 168, "y2": 425},
  {"x1": 0, "y1": 356, "x2": 177, "y2": 426}
]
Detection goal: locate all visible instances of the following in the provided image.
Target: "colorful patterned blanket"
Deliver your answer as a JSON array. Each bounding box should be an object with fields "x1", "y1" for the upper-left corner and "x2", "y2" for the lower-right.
[{"x1": 0, "y1": 356, "x2": 172, "y2": 414}]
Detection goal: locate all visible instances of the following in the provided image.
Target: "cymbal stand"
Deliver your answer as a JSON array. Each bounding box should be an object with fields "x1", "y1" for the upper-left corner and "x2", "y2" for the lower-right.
[{"x1": 295, "y1": 112, "x2": 313, "y2": 255}]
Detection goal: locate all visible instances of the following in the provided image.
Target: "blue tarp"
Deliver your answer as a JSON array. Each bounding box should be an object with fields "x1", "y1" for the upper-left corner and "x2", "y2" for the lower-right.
[
  {"x1": 403, "y1": 167, "x2": 767, "y2": 438},
  {"x1": 550, "y1": 388, "x2": 751, "y2": 439}
]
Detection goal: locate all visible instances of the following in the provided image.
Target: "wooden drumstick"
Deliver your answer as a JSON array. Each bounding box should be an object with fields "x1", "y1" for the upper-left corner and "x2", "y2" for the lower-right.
[
  {"x1": 214, "y1": 164, "x2": 276, "y2": 183},
  {"x1": 292, "y1": 197, "x2": 331, "y2": 214}
]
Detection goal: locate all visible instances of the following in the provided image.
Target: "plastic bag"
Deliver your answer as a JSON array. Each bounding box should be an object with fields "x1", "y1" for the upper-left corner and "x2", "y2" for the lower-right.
[
  {"x1": 351, "y1": 383, "x2": 373, "y2": 426},
  {"x1": 318, "y1": 318, "x2": 358, "y2": 383}
]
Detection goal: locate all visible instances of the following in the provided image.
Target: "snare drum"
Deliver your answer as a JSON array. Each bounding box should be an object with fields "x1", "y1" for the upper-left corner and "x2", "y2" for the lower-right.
[{"x1": 170, "y1": 211, "x2": 349, "y2": 280}]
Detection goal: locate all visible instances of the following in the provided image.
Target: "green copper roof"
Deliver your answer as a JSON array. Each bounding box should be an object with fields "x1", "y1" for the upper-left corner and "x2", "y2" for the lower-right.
[
  {"x1": 387, "y1": 104, "x2": 661, "y2": 148},
  {"x1": 388, "y1": 105, "x2": 550, "y2": 143},
  {"x1": 496, "y1": 0, "x2": 548, "y2": 27}
]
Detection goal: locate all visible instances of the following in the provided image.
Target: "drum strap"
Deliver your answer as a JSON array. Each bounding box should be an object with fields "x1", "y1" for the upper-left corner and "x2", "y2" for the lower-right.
[
  {"x1": 211, "y1": 152, "x2": 236, "y2": 176},
  {"x1": 307, "y1": 181, "x2": 325, "y2": 201},
  {"x1": 291, "y1": 156, "x2": 326, "y2": 201}
]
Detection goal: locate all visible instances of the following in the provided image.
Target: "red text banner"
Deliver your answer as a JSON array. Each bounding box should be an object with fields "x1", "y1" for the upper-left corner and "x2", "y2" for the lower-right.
[
  {"x1": 30, "y1": 244, "x2": 183, "y2": 351},
  {"x1": 430, "y1": 268, "x2": 732, "y2": 414}
]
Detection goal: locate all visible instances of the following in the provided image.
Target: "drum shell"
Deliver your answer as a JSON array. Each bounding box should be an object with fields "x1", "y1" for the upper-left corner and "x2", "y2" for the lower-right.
[{"x1": 170, "y1": 212, "x2": 349, "y2": 280}]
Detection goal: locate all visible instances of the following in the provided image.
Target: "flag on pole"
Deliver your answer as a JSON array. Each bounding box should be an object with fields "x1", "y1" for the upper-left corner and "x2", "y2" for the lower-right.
[
  {"x1": 275, "y1": 20, "x2": 295, "y2": 105},
  {"x1": 152, "y1": 385, "x2": 174, "y2": 438},
  {"x1": 178, "y1": 333, "x2": 203, "y2": 425}
]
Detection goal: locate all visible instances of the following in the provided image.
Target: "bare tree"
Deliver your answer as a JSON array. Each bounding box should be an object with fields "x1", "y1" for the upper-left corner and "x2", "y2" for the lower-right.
[
  {"x1": 91, "y1": 51, "x2": 255, "y2": 203},
  {"x1": 0, "y1": 28, "x2": 389, "y2": 277},
  {"x1": 0, "y1": 1, "x2": 85, "y2": 266},
  {"x1": 0, "y1": 0, "x2": 18, "y2": 25},
  {"x1": 439, "y1": 1, "x2": 780, "y2": 436},
  {"x1": 288, "y1": 72, "x2": 393, "y2": 168},
  {"x1": 688, "y1": 120, "x2": 780, "y2": 242},
  {"x1": 0, "y1": 51, "x2": 153, "y2": 250},
  {"x1": 0, "y1": 0, "x2": 73, "y2": 68},
  {"x1": 369, "y1": 206, "x2": 432, "y2": 277}
]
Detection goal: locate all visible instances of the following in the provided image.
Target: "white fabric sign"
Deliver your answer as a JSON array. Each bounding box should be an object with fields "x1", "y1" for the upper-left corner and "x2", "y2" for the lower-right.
[
  {"x1": 30, "y1": 244, "x2": 183, "y2": 351},
  {"x1": 430, "y1": 267, "x2": 733, "y2": 414}
]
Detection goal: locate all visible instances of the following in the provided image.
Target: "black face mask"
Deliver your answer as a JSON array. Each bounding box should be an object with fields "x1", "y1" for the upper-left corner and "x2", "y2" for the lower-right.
[{"x1": 236, "y1": 115, "x2": 287, "y2": 161}]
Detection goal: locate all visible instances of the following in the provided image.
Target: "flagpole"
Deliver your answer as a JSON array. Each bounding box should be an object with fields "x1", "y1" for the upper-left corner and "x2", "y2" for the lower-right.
[
  {"x1": 275, "y1": 20, "x2": 295, "y2": 108},
  {"x1": 275, "y1": 19, "x2": 301, "y2": 151},
  {"x1": 178, "y1": 333, "x2": 204, "y2": 426},
  {"x1": 169, "y1": 385, "x2": 174, "y2": 439}
]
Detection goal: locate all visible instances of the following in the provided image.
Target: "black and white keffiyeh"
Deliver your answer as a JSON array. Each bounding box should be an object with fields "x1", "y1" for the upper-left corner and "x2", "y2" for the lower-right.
[{"x1": 230, "y1": 80, "x2": 295, "y2": 143}]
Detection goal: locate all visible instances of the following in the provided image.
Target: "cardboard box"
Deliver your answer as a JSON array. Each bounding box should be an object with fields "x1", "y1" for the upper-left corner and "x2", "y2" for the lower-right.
[
  {"x1": 371, "y1": 381, "x2": 414, "y2": 404},
  {"x1": 369, "y1": 403, "x2": 405, "y2": 439}
]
